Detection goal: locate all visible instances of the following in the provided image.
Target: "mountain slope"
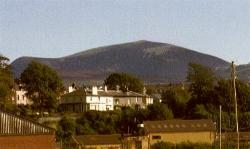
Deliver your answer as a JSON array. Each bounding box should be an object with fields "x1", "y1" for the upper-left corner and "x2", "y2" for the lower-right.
[{"x1": 11, "y1": 40, "x2": 230, "y2": 84}]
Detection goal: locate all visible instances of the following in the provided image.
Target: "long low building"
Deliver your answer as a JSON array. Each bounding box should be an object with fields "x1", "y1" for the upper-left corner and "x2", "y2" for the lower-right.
[
  {"x1": 0, "y1": 110, "x2": 56, "y2": 149},
  {"x1": 74, "y1": 134, "x2": 122, "y2": 149},
  {"x1": 59, "y1": 86, "x2": 153, "y2": 112},
  {"x1": 144, "y1": 119, "x2": 215, "y2": 145}
]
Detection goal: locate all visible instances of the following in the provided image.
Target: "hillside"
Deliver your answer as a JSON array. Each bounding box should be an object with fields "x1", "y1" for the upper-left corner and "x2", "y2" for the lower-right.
[{"x1": 11, "y1": 40, "x2": 231, "y2": 84}]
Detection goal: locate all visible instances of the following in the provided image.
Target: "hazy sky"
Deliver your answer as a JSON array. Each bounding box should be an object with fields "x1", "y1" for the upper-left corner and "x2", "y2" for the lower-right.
[{"x1": 0, "y1": 0, "x2": 250, "y2": 64}]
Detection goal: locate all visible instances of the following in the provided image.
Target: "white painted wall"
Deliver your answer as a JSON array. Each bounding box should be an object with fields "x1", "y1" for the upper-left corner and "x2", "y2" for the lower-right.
[
  {"x1": 68, "y1": 86, "x2": 76, "y2": 93},
  {"x1": 86, "y1": 96, "x2": 114, "y2": 111},
  {"x1": 15, "y1": 90, "x2": 32, "y2": 105}
]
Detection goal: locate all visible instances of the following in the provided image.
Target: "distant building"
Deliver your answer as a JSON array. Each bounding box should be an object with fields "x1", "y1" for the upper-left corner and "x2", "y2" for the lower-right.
[
  {"x1": 12, "y1": 85, "x2": 32, "y2": 105},
  {"x1": 59, "y1": 86, "x2": 153, "y2": 112},
  {"x1": 222, "y1": 132, "x2": 250, "y2": 144},
  {"x1": 0, "y1": 110, "x2": 56, "y2": 149},
  {"x1": 74, "y1": 134, "x2": 122, "y2": 149},
  {"x1": 122, "y1": 135, "x2": 149, "y2": 149},
  {"x1": 143, "y1": 119, "x2": 215, "y2": 145}
]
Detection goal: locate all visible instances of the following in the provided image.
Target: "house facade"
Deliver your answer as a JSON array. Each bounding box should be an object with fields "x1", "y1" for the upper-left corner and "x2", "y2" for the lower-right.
[
  {"x1": 59, "y1": 86, "x2": 153, "y2": 112},
  {"x1": 12, "y1": 85, "x2": 32, "y2": 105},
  {"x1": 144, "y1": 119, "x2": 215, "y2": 145}
]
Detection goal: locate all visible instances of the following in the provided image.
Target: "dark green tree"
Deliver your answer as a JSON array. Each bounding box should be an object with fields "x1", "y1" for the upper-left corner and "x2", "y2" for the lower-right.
[
  {"x1": 186, "y1": 63, "x2": 215, "y2": 118},
  {"x1": 57, "y1": 116, "x2": 76, "y2": 141},
  {"x1": 146, "y1": 102, "x2": 173, "y2": 120},
  {"x1": 20, "y1": 61, "x2": 63, "y2": 114},
  {"x1": 235, "y1": 80, "x2": 250, "y2": 112},
  {"x1": 104, "y1": 73, "x2": 144, "y2": 93},
  {"x1": 0, "y1": 55, "x2": 14, "y2": 108},
  {"x1": 187, "y1": 63, "x2": 215, "y2": 101},
  {"x1": 161, "y1": 88, "x2": 190, "y2": 118}
]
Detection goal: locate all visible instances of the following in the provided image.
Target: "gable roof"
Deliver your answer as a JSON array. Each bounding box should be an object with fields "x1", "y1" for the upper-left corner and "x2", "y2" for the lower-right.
[
  {"x1": 75, "y1": 134, "x2": 122, "y2": 146},
  {"x1": 144, "y1": 119, "x2": 214, "y2": 133}
]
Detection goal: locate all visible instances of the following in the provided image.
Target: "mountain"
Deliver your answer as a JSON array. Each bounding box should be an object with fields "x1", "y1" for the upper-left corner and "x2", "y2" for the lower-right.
[{"x1": 11, "y1": 40, "x2": 231, "y2": 84}]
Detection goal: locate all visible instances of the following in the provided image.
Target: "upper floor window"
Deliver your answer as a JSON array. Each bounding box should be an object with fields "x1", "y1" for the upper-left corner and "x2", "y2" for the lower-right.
[
  {"x1": 152, "y1": 136, "x2": 161, "y2": 140},
  {"x1": 115, "y1": 99, "x2": 119, "y2": 104}
]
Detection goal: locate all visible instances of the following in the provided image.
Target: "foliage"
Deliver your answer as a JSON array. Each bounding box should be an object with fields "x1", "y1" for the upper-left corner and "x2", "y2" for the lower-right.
[
  {"x1": 146, "y1": 101, "x2": 173, "y2": 120},
  {"x1": 57, "y1": 116, "x2": 76, "y2": 141},
  {"x1": 104, "y1": 72, "x2": 144, "y2": 93},
  {"x1": 235, "y1": 80, "x2": 250, "y2": 112},
  {"x1": 193, "y1": 104, "x2": 211, "y2": 119},
  {"x1": 0, "y1": 55, "x2": 14, "y2": 107},
  {"x1": 239, "y1": 112, "x2": 250, "y2": 131},
  {"x1": 186, "y1": 63, "x2": 215, "y2": 118},
  {"x1": 161, "y1": 88, "x2": 190, "y2": 118},
  {"x1": 68, "y1": 103, "x2": 172, "y2": 136},
  {"x1": 20, "y1": 61, "x2": 63, "y2": 113},
  {"x1": 184, "y1": 63, "x2": 250, "y2": 131},
  {"x1": 76, "y1": 111, "x2": 119, "y2": 135}
]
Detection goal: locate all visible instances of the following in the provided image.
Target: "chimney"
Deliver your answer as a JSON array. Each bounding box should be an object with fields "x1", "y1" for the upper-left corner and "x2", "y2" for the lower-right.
[
  {"x1": 143, "y1": 87, "x2": 146, "y2": 95},
  {"x1": 92, "y1": 86, "x2": 98, "y2": 95},
  {"x1": 104, "y1": 85, "x2": 108, "y2": 92},
  {"x1": 69, "y1": 86, "x2": 76, "y2": 93}
]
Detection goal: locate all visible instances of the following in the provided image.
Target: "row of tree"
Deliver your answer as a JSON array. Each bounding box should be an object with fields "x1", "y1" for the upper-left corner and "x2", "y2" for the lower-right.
[
  {"x1": 57, "y1": 102, "x2": 173, "y2": 141},
  {"x1": 161, "y1": 63, "x2": 250, "y2": 131}
]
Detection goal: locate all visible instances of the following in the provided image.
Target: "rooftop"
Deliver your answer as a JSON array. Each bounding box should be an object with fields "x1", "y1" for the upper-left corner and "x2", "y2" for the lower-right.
[
  {"x1": 75, "y1": 134, "x2": 122, "y2": 145},
  {"x1": 144, "y1": 119, "x2": 214, "y2": 133}
]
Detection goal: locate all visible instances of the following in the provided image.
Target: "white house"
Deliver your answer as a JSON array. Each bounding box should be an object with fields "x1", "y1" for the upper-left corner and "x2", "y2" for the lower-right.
[
  {"x1": 59, "y1": 86, "x2": 153, "y2": 112},
  {"x1": 13, "y1": 85, "x2": 32, "y2": 105}
]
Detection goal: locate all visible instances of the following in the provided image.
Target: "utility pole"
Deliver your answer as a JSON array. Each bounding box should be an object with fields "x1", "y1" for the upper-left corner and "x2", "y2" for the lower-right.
[
  {"x1": 231, "y1": 61, "x2": 239, "y2": 149},
  {"x1": 220, "y1": 105, "x2": 222, "y2": 149}
]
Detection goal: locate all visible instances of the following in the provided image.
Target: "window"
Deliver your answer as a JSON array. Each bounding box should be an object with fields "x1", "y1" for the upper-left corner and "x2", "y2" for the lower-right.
[
  {"x1": 152, "y1": 136, "x2": 161, "y2": 139},
  {"x1": 115, "y1": 99, "x2": 119, "y2": 104},
  {"x1": 128, "y1": 99, "x2": 131, "y2": 105}
]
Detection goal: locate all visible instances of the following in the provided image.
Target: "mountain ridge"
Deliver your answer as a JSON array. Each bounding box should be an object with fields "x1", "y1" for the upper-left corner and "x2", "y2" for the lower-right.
[{"x1": 12, "y1": 40, "x2": 247, "y2": 85}]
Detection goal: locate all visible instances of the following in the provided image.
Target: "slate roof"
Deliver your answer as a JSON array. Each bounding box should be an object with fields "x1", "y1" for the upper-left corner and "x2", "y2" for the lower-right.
[
  {"x1": 61, "y1": 89, "x2": 151, "y2": 104},
  {"x1": 62, "y1": 89, "x2": 86, "y2": 97},
  {"x1": 63, "y1": 89, "x2": 149, "y2": 97},
  {"x1": 144, "y1": 119, "x2": 214, "y2": 133},
  {"x1": 86, "y1": 90, "x2": 149, "y2": 97},
  {"x1": 75, "y1": 134, "x2": 122, "y2": 145}
]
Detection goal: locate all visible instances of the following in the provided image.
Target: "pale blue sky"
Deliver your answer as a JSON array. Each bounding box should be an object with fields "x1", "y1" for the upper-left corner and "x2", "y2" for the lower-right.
[{"x1": 0, "y1": 0, "x2": 250, "y2": 64}]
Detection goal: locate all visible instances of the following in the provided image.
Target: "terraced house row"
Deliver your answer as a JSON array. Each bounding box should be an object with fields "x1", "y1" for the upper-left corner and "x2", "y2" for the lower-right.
[{"x1": 59, "y1": 86, "x2": 154, "y2": 112}]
